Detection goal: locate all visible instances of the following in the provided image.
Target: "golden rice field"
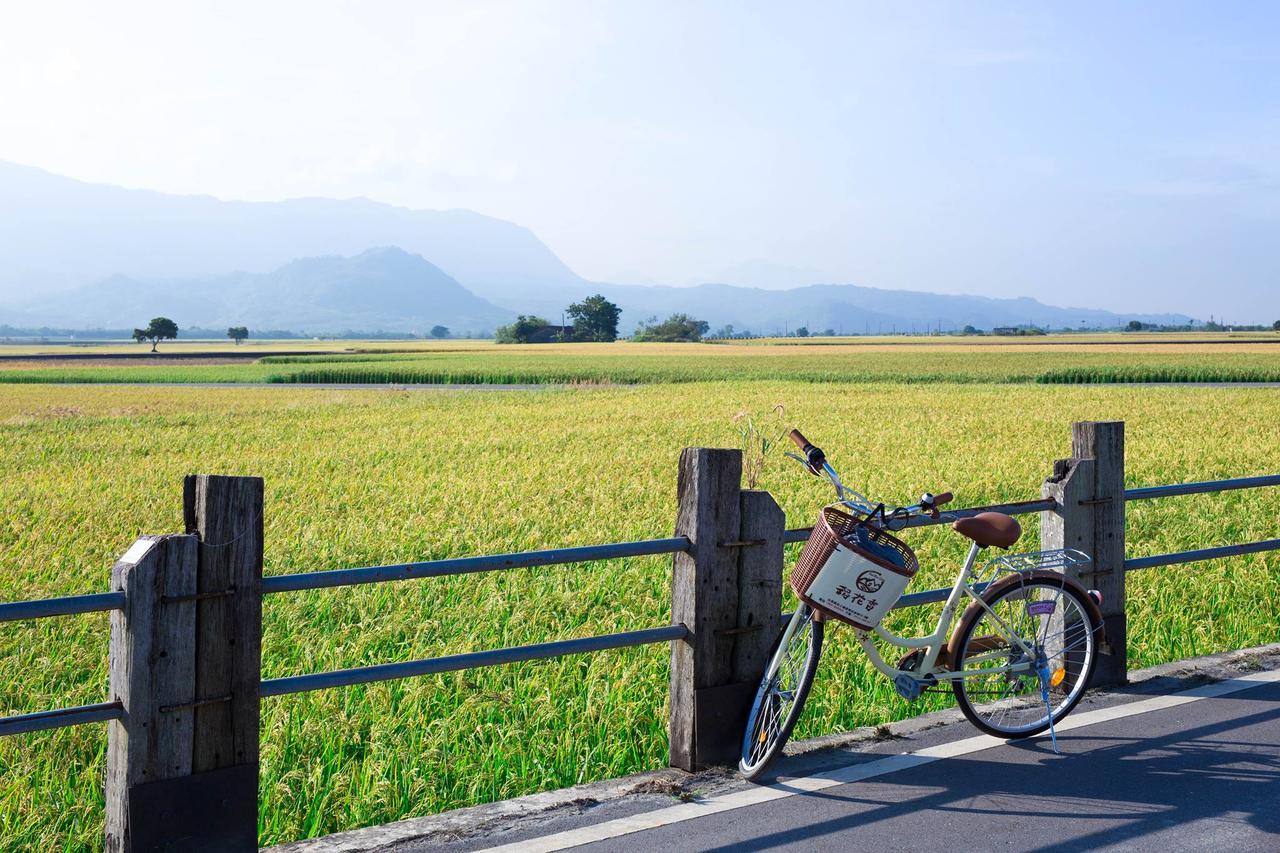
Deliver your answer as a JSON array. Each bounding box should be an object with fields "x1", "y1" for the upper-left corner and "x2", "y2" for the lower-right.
[
  {"x1": 4, "y1": 336, "x2": 1280, "y2": 385},
  {"x1": 1, "y1": 348, "x2": 1279, "y2": 849}
]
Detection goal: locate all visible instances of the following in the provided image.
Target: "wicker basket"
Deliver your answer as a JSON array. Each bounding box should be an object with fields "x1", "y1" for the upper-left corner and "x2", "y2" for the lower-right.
[{"x1": 791, "y1": 506, "x2": 919, "y2": 630}]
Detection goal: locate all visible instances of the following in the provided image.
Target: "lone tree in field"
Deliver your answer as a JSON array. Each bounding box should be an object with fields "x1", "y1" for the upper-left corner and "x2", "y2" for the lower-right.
[
  {"x1": 567, "y1": 294, "x2": 622, "y2": 342},
  {"x1": 227, "y1": 326, "x2": 249, "y2": 345},
  {"x1": 1274, "y1": 320, "x2": 1280, "y2": 331},
  {"x1": 133, "y1": 317, "x2": 179, "y2": 352},
  {"x1": 429, "y1": 325, "x2": 450, "y2": 339}
]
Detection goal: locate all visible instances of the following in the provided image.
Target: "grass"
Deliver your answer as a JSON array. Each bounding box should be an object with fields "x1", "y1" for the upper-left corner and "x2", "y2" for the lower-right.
[
  {"x1": 1, "y1": 380, "x2": 1278, "y2": 849},
  {"x1": 2, "y1": 339, "x2": 1280, "y2": 385}
]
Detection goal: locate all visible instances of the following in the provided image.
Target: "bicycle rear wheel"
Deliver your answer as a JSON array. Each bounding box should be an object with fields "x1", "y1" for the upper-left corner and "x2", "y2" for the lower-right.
[
  {"x1": 950, "y1": 575, "x2": 1098, "y2": 738},
  {"x1": 739, "y1": 603, "x2": 824, "y2": 780}
]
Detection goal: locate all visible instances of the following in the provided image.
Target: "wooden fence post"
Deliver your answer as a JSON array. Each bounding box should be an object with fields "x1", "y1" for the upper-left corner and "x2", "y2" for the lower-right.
[
  {"x1": 104, "y1": 475, "x2": 263, "y2": 852},
  {"x1": 732, "y1": 490, "x2": 785, "y2": 685},
  {"x1": 1042, "y1": 421, "x2": 1127, "y2": 686},
  {"x1": 670, "y1": 449, "x2": 784, "y2": 771},
  {"x1": 105, "y1": 534, "x2": 198, "y2": 852}
]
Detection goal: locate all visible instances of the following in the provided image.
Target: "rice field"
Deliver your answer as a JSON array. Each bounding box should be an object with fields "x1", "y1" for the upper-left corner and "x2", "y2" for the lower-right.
[
  {"x1": 4, "y1": 337, "x2": 1280, "y2": 385},
  {"x1": 1, "y1": 373, "x2": 1279, "y2": 850}
]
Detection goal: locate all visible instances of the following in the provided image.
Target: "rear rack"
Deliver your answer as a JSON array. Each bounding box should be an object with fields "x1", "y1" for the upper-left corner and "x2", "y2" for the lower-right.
[{"x1": 977, "y1": 548, "x2": 1092, "y2": 584}]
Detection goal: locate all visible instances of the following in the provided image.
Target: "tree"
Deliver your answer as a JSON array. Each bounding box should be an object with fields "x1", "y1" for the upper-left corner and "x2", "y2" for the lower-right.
[
  {"x1": 133, "y1": 317, "x2": 179, "y2": 352},
  {"x1": 566, "y1": 294, "x2": 621, "y2": 342},
  {"x1": 632, "y1": 313, "x2": 710, "y2": 342},
  {"x1": 712, "y1": 324, "x2": 735, "y2": 339},
  {"x1": 227, "y1": 326, "x2": 249, "y2": 345},
  {"x1": 429, "y1": 325, "x2": 451, "y2": 339},
  {"x1": 794, "y1": 326, "x2": 809, "y2": 338},
  {"x1": 1273, "y1": 320, "x2": 1280, "y2": 331},
  {"x1": 1126, "y1": 320, "x2": 1144, "y2": 332},
  {"x1": 495, "y1": 315, "x2": 552, "y2": 344}
]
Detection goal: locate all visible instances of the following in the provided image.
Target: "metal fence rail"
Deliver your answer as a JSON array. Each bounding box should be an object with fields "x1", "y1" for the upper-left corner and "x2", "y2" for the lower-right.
[
  {"x1": 0, "y1": 701, "x2": 123, "y2": 737},
  {"x1": 781, "y1": 498, "x2": 1057, "y2": 544},
  {"x1": 261, "y1": 537, "x2": 692, "y2": 594},
  {"x1": 1125, "y1": 474, "x2": 1280, "y2": 501},
  {"x1": 3, "y1": 472, "x2": 1278, "y2": 738},
  {"x1": 261, "y1": 624, "x2": 690, "y2": 697},
  {"x1": 1125, "y1": 538, "x2": 1280, "y2": 571},
  {"x1": 0, "y1": 591, "x2": 124, "y2": 624}
]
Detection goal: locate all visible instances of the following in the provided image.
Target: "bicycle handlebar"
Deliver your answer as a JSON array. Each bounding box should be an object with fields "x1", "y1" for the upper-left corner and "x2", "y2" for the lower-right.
[
  {"x1": 788, "y1": 428, "x2": 826, "y2": 474},
  {"x1": 790, "y1": 426, "x2": 952, "y2": 522}
]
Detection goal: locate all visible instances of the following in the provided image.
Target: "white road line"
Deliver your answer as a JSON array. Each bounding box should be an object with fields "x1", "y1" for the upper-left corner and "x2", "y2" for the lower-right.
[{"x1": 480, "y1": 668, "x2": 1280, "y2": 853}]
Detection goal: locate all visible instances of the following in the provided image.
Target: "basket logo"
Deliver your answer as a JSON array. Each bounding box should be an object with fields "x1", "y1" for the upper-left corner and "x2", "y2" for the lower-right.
[{"x1": 855, "y1": 570, "x2": 885, "y2": 593}]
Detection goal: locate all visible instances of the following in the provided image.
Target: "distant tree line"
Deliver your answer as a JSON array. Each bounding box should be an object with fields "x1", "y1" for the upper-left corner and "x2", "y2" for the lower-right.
[
  {"x1": 632, "y1": 313, "x2": 709, "y2": 342},
  {"x1": 494, "y1": 294, "x2": 723, "y2": 344}
]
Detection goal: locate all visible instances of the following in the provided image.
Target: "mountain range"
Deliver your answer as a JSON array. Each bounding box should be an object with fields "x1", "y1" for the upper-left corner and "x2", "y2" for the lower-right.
[
  {"x1": 7, "y1": 248, "x2": 513, "y2": 335},
  {"x1": 0, "y1": 161, "x2": 1193, "y2": 334}
]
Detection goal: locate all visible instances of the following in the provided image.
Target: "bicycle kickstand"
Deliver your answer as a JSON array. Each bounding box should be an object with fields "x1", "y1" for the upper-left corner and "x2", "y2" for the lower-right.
[{"x1": 1038, "y1": 667, "x2": 1060, "y2": 755}]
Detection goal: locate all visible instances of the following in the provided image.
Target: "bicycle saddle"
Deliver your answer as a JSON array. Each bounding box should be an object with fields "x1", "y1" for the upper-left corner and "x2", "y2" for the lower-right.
[{"x1": 952, "y1": 512, "x2": 1022, "y2": 549}]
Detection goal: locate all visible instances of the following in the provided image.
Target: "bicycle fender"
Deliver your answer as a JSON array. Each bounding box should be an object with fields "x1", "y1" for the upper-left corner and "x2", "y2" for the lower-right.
[{"x1": 946, "y1": 569, "x2": 1106, "y2": 665}]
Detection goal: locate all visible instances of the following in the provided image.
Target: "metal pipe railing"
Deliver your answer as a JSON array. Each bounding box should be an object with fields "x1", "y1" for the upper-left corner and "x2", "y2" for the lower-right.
[
  {"x1": 261, "y1": 624, "x2": 690, "y2": 697},
  {"x1": 782, "y1": 498, "x2": 1057, "y2": 544},
  {"x1": 4, "y1": 474, "x2": 1278, "y2": 736},
  {"x1": 0, "y1": 591, "x2": 125, "y2": 624},
  {"x1": 1125, "y1": 538, "x2": 1280, "y2": 571},
  {"x1": 1125, "y1": 474, "x2": 1280, "y2": 502},
  {"x1": 261, "y1": 537, "x2": 691, "y2": 594},
  {"x1": 0, "y1": 701, "x2": 123, "y2": 737}
]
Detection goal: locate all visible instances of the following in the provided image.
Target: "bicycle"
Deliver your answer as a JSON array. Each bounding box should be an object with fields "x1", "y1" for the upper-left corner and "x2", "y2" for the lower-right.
[{"x1": 739, "y1": 429, "x2": 1104, "y2": 780}]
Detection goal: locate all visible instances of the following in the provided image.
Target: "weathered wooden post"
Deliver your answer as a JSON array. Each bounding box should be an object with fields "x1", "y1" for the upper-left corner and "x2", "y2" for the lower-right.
[
  {"x1": 105, "y1": 534, "x2": 199, "y2": 852},
  {"x1": 669, "y1": 449, "x2": 783, "y2": 770},
  {"x1": 105, "y1": 475, "x2": 263, "y2": 852},
  {"x1": 1042, "y1": 421, "x2": 1126, "y2": 686}
]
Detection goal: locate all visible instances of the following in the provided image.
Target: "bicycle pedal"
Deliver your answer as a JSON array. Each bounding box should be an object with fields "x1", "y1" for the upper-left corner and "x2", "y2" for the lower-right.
[{"x1": 893, "y1": 673, "x2": 925, "y2": 701}]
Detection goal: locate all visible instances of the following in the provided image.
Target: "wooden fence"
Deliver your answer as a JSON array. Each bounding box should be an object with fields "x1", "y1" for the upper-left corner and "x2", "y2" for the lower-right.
[{"x1": 2, "y1": 420, "x2": 1279, "y2": 850}]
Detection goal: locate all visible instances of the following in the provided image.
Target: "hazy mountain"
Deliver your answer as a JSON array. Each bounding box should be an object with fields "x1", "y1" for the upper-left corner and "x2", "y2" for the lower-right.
[
  {"x1": 704, "y1": 259, "x2": 833, "y2": 289},
  {"x1": 514, "y1": 281, "x2": 1194, "y2": 335},
  {"x1": 0, "y1": 162, "x2": 1198, "y2": 334},
  {"x1": 8, "y1": 248, "x2": 515, "y2": 334},
  {"x1": 0, "y1": 160, "x2": 584, "y2": 304}
]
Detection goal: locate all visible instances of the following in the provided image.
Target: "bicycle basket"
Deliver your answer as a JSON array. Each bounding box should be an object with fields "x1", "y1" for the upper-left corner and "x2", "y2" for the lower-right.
[{"x1": 791, "y1": 506, "x2": 919, "y2": 630}]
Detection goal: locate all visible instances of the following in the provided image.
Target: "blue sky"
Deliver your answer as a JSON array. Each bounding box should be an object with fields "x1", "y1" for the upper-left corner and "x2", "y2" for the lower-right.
[{"x1": 1, "y1": 1, "x2": 1276, "y2": 318}]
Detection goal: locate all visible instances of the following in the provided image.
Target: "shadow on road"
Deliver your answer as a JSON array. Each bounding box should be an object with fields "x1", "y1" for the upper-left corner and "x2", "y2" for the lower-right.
[{"x1": 703, "y1": 696, "x2": 1280, "y2": 852}]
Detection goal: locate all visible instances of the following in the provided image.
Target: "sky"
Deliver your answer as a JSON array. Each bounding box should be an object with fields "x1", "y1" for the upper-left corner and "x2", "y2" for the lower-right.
[{"x1": 1, "y1": 1, "x2": 1277, "y2": 319}]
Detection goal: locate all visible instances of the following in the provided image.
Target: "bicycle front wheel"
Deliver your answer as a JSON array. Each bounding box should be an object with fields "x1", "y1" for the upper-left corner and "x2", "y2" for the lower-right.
[
  {"x1": 739, "y1": 603, "x2": 824, "y2": 780},
  {"x1": 950, "y1": 575, "x2": 1098, "y2": 738}
]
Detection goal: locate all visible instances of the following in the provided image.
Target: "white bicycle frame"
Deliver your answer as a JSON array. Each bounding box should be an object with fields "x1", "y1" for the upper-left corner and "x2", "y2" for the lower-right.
[
  {"x1": 766, "y1": 538, "x2": 1038, "y2": 690},
  {"x1": 764, "y1": 457, "x2": 1040, "y2": 689}
]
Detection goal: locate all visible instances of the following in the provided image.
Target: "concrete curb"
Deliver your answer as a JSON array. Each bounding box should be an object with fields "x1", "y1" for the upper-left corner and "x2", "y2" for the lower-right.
[{"x1": 263, "y1": 641, "x2": 1280, "y2": 852}]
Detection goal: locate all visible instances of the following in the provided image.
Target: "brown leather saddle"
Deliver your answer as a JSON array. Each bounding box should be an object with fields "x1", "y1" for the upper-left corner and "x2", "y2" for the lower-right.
[{"x1": 952, "y1": 511, "x2": 1022, "y2": 549}]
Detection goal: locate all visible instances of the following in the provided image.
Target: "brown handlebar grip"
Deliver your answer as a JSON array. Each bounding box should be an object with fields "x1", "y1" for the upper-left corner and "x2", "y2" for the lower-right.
[
  {"x1": 789, "y1": 428, "x2": 811, "y2": 450},
  {"x1": 934, "y1": 492, "x2": 954, "y2": 507}
]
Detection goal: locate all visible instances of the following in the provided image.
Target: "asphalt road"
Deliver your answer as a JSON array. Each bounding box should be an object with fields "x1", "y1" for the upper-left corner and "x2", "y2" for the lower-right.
[
  {"x1": 466, "y1": 672, "x2": 1280, "y2": 853},
  {"x1": 567, "y1": 679, "x2": 1280, "y2": 852},
  {"x1": 267, "y1": 653, "x2": 1280, "y2": 853}
]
